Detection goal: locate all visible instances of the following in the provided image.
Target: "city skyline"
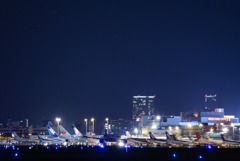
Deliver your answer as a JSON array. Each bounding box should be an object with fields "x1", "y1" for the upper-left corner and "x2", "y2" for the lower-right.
[{"x1": 1, "y1": 1, "x2": 240, "y2": 127}]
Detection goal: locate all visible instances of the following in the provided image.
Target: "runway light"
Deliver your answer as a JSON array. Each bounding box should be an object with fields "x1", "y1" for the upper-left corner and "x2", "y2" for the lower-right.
[
  {"x1": 14, "y1": 153, "x2": 18, "y2": 157},
  {"x1": 207, "y1": 145, "x2": 212, "y2": 149},
  {"x1": 99, "y1": 144, "x2": 104, "y2": 148},
  {"x1": 172, "y1": 153, "x2": 177, "y2": 158},
  {"x1": 118, "y1": 142, "x2": 124, "y2": 147},
  {"x1": 199, "y1": 155, "x2": 203, "y2": 159}
]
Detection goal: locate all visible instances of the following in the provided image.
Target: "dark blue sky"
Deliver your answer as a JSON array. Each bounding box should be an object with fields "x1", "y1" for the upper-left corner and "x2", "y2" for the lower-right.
[{"x1": 0, "y1": 1, "x2": 240, "y2": 127}]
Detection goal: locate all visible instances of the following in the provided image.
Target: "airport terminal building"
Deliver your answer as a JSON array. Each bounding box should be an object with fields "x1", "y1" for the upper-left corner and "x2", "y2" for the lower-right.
[{"x1": 136, "y1": 108, "x2": 239, "y2": 139}]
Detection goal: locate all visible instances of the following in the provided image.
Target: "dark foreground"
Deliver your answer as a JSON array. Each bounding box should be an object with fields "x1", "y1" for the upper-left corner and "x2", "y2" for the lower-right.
[{"x1": 1, "y1": 145, "x2": 240, "y2": 161}]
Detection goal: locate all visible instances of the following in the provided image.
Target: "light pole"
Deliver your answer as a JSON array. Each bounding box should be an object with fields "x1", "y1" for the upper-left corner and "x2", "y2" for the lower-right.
[
  {"x1": 91, "y1": 118, "x2": 95, "y2": 134},
  {"x1": 105, "y1": 118, "x2": 109, "y2": 130},
  {"x1": 105, "y1": 118, "x2": 109, "y2": 125},
  {"x1": 231, "y1": 123, "x2": 235, "y2": 140},
  {"x1": 56, "y1": 117, "x2": 61, "y2": 135},
  {"x1": 84, "y1": 118, "x2": 88, "y2": 135},
  {"x1": 188, "y1": 123, "x2": 192, "y2": 136},
  {"x1": 134, "y1": 128, "x2": 138, "y2": 136}
]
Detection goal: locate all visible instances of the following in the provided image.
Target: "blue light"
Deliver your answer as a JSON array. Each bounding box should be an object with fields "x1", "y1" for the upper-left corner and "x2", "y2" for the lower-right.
[
  {"x1": 172, "y1": 153, "x2": 177, "y2": 158},
  {"x1": 55, "y1": 147, "x2": 58, "y2": 150},
  {"x1": 14, "y1": 153, "x2": 18, "y2": 157},
  {"x1": 99, "y1": 143, "x2": 104, "y2": 148},
  {"x1": 199, "y1": 155, "x2": 203, "y2": 159},
  {"x1": 208, "y1": 145, "x2": 212, "y2": 149}
]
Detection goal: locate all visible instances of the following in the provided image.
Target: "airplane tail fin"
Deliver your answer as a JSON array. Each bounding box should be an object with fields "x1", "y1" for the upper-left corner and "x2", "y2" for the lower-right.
[
  {"x1": 59, "y1": 125, "x2": 71, "y2": 137},
  {"x1": 104, "y1": 129, "x2": 108, "y2": 136},
  {"x1": 72, "y1": 125, "x2": 83, "y2": 137},
  {"x1": 220, "y1": 134, "x2": 226, "y2": 141},
  {"x1": 171, "y1": 134, "x2": 178, "y2": 141},
  {"x1": 195, "y1": 132, "x2": 201, "y2": 140},
  {"x1": 47, "y1": 125, "x2": 58, "y2": 137},
  {"x1": 38, "y1": 135, "x2": 43, "y2": 140},
  {"x1": 204, "y1": 133, "x2": 211, "y2": 140},
  {"x1": 125, "y1": 131, "x2": 132, "y2": 138},
  {"x1": 12, "y1": 132, "x2": 20, "y2": 139},
  {"x1": 149, "y1": 132, "x2": 157, "y2": 140},
  {"x1": 165, "y1": 131, "x2": 172, "y2": 140}
]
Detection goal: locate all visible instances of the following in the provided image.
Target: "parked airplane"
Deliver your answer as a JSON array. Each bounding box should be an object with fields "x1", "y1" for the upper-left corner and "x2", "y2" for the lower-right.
[
  {"x1": 220, "y1": 133, "x2": 240, "y2": 147},
  {"x1": 11, "y1": 132, "x2": 39, "y2": 144},
  {"x1": 83, "y1": 129, "x2": 122, "y2": 146},
  {"x1": 38, "y1": 125, "x2": 67, "y2": 145},
  {"x1": 165, "y1": 131, "x2": 195, "y2": 146},
  {"x1": 71, "y1": 125, "x2": 100, "y2": 145},
  {"x1": 97, "y1": 129, "x2": 122, "y2": 144},
  {"x1": 58, "y1": 125, "x2": 87, "y2": 144},
  {"x1": 38, "y1": 135, "x2": 66, "y2": 145},
  {"x1": 148, "y1": 132, "x2": 167, "y2": 146},
  {"x1": 124, "y1": 131, "x2": 149, "y2": 146},
  {"x1": 195, "y1": 132, "x2": 222, "y2": 146}
]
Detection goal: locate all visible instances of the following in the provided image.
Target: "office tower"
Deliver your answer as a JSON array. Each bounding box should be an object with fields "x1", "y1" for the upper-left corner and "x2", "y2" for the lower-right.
[
  {"x1": 132, "y1": 95, "x2": 155, "y2": 125},
  {"x1": 204, "y1": 94, "x2": 217, "y2": 112}
]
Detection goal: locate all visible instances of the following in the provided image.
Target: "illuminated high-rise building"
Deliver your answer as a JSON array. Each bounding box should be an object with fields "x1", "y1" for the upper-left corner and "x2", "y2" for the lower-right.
[
  {"x1": 132, "y1": 95, "x2": 155, "y2": 127},
  {"x1": 204, "y1": 94, "x2": 217, "y2": 112}
]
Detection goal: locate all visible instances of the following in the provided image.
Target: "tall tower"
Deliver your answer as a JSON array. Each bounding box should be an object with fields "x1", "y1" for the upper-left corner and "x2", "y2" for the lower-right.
[
  {"x1": 132, "y1": 95, "x2": 155, "y2": 127},
  {"x1": 204, "y1": 94, "x2": 217, "y2": 111}
]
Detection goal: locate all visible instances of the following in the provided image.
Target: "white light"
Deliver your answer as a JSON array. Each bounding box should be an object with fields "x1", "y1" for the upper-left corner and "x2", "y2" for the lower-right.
[
  {"x1": 222, "y1": 127, "x2": 229, "y2": 132},
  {"x1": 169, "y1": 126, "x2": 172, "y2": 130},
  {"x1": 118, "y1": 141, "x2": 124, "y2": 147},
  {"x1": 151, "y1": 125, "x2": 157, "y2": 129},
  {"x1": 134, "y1": 128, "x2": 138, "y2": 134},
  {"x1": 156, "y1": 116, "x2": 161, "y2": 120},
  {"x1": 56, "y1": 117, "x2": 61, "y2": 122}
]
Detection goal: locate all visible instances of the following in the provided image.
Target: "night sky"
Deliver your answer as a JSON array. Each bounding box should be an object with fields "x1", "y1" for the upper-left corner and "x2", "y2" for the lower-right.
[{"x1": 1, "y1": 1, "x2": 240, "y2": 128}]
